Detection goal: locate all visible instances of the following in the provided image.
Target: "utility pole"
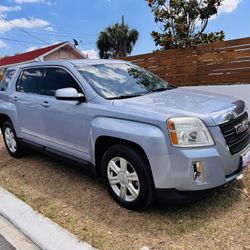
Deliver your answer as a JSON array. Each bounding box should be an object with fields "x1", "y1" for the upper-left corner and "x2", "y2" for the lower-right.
[{"x1": 121, "y1": 15, "x2": 126, "y2": 58}]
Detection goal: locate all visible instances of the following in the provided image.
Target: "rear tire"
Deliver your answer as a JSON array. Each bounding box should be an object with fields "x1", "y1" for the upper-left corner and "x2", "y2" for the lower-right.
[
  {"x1": 101, "y1": 144, "x2": 154, "y2": 211},
  {"x1": 2, "y1": 121, "x2": 25, "y2": 158}
]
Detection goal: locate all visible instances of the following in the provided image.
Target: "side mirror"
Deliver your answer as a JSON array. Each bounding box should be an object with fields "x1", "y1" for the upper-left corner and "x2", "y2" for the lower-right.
[{"x1": 55, "y1": 88, "x2": 85, "y2": 101}]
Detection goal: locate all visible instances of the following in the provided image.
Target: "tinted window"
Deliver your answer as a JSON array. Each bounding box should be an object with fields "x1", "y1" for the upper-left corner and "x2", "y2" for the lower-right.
[
  {"x1": 45, "y1": 68, "x2": 81, "y2": 96},
  {"x1": 17, "y1": 68, "x2": 45, "y2": 95},
  {"x1": 0, "y1": 70, "x2": 15, "y2": 91}
]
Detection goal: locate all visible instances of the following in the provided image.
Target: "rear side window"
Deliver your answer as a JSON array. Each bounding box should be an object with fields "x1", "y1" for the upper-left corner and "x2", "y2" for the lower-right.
[
  {"x1": 17, "y1": 68, "x2": 45, "y2": 95},
  {"x1": 0, "y1": 70, "x2": 15, "y2": 91},
  {"x1": 45, "y1": 68, "x2": 82, "y2": 96}
]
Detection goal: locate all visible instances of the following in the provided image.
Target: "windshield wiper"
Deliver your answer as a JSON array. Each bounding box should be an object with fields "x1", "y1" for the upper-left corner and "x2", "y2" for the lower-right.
[
  {"x1": 107, "y1": 85, "x2": 177, "y2": 100},
  {"x1": 151, "y1": 85, "x2": 177, "y2": 92},
  {"x1": 107, "y1": 93, "x2": 145, "y2": 100}
]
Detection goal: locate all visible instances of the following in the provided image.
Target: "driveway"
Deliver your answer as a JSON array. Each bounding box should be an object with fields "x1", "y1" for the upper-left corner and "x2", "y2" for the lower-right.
[{"x1": 186, "y1": 84, "x2": 250, "y2": 109}]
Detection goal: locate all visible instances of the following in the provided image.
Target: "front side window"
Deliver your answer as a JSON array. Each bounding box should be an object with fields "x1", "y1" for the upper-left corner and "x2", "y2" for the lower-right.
[
  {"x1": 0, "y1": 70, "x2": 15, "y2": 91},
  {"x1": 77, "y1": 63, "x2": 175, "y2": 99},
  {"x1": 17, "y1": 68, "x2": 45, "y2": 95},
  {"x1": 45, "y1": 68, "x2": 82, "y2": 96}
]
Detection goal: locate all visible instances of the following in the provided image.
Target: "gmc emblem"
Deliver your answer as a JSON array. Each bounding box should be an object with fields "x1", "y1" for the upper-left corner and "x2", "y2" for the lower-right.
[{"x1": 234, "y1": 120, "x2": 249, "y2": 135}]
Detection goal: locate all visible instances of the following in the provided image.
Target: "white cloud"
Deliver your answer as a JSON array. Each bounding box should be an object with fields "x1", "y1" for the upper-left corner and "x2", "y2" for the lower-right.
[
  {"x1": 0, "y1": 17, "x2": 50, "y2": 33},
  {"x1": 25, "y1": 46, "x2": 38, "y2": 52},
  {"x1": 14, "y1": 0, "x2": 43, "y2": 3},
  {"x1": 0, "y1": 5, "x2": 21, "y2": 13},
  {"x1": 82, "y1": 49, "x2": 99, "y2": 59},
  {"x1": 218, "y1": 0, "x2": 241, "y2": 14},
  {"x1": 0, "y1": 40, "x2": 8, "y2": 49},
  {"x1": 14, "y1": 0, "x2": 39, "y2": 3},
  {"x1": 209, "y1": 0, "x2": 241, "y2": 20},
  {"x1": 45, "y1": 26, "x2": 54, "y2": 31},
  {"x1": 13, "y1": 0, "x2": 53, "y2": 5},
  {"x1": 11, "y1": 18, "x2": 49, "y2": 28}
]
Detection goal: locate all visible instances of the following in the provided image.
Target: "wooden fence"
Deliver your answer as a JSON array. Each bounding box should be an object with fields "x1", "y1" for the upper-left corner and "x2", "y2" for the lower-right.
[{"x1": 125, "y1": 37, "x2": 250, "y2": 86}]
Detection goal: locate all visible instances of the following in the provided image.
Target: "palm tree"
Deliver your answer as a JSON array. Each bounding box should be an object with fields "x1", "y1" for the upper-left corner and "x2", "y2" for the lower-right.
[{"x1": 97, "y1": 16, "x2": 139, "y2": 59}]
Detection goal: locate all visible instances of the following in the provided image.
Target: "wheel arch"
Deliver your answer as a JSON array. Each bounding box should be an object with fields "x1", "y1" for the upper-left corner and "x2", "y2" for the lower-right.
[
  {"x1": 0, "y1": 114, "x2": 12, "y2": 130},
  {"x1": 94, "y1": 135, "x2": 156, "y2": 187}
]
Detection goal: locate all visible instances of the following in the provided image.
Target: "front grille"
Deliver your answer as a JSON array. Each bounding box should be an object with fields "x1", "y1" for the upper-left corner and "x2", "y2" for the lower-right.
[{"x1": 219, "y1": 112, "x2": 250, "y2": 155}]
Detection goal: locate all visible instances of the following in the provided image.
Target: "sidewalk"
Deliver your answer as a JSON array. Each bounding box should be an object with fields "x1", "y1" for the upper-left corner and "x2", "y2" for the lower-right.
[{"x1": 0, "y1": 187, "x2": 95, "y2": 250}]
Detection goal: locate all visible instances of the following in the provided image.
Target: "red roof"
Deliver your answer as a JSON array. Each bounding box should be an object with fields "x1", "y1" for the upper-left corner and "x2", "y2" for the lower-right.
[{"x1": 0, "y1": 42, "x2": 67, "y2": 67}]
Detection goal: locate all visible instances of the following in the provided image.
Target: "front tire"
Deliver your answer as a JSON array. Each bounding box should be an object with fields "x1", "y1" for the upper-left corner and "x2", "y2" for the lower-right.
[
  {"x1": 2, "y1": 121, "x2": 25, "y2": 158},
  {"x1": 101, "y1": 144, "x2": 154, "y2": 211}
]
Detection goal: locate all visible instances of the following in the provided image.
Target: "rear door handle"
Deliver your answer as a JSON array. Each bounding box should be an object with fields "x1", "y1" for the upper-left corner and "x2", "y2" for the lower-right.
[
  {"x1": 12, "y1": 96, "x2": 18, "y2": 102},
  {"x1": 41, "y1": 101, "x2": 50, "y2": 108}
]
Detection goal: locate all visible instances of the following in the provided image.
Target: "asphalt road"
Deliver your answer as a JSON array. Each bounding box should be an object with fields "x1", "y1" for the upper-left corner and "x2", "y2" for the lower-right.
[
  {"x1": 0, "y1": 234, "x2": 15, "y2": 250},
  {"x1": 0, "y1": 216, "x2": 38, "y2": 250}
]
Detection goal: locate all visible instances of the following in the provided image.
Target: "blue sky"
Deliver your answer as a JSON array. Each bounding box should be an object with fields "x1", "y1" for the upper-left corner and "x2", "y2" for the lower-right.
[{"x1": 0, "y1": 0, "x2": 249, "y2": 58}]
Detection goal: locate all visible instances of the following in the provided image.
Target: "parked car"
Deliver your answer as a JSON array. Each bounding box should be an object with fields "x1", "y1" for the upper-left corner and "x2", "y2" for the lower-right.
[{"x1": 0, "y1": 60, "x2": 250, "y2": 210}]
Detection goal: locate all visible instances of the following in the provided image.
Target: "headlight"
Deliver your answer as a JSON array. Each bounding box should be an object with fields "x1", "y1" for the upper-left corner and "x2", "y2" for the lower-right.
[{"x1": 167, "y1": 117, "x2": 214, "y2": 147}]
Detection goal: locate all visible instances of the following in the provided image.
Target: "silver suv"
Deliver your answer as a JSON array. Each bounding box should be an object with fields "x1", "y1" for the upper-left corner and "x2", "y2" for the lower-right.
[{"x1": 0, "y1": 60, "x2": 249, "y2": 210}]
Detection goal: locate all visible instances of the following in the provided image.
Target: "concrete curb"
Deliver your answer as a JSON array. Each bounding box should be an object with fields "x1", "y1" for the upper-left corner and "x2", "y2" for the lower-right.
[{"x1": 0, "y1": 187, "x2": 96, "y2": 250}]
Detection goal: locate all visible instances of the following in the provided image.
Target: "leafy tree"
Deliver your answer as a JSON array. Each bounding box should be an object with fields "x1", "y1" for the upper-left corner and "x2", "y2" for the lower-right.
[
  {"x1": 127, "y1": 67, "x2": 163, "y2": 90},
  {"x1": 147, "y1": 0, "x2": 225, "y2": 50},
  {"x1": 97, "y1": 16, "x2": 139, "y2": 59}
]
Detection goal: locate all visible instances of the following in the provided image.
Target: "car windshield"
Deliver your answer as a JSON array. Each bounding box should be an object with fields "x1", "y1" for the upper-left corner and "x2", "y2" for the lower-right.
[{"x1": 77, "y1": 63, "x2": 176, "y2": 99}]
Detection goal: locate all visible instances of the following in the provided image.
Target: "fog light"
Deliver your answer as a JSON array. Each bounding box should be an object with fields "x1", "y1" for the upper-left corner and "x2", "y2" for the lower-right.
[{"x1": 193, "y1": 161, "x2": 205, "y2": 184}]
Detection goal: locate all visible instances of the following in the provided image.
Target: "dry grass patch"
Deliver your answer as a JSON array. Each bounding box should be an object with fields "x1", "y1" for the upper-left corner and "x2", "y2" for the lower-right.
[{"x1": 0, "y1": 137, "x2": 249, "y2": 250}]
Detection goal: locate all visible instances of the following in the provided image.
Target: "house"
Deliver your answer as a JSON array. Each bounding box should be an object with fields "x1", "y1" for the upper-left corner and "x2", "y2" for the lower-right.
[{"x1": 0, "y1": 41, "x2": 86, "y2": 78}]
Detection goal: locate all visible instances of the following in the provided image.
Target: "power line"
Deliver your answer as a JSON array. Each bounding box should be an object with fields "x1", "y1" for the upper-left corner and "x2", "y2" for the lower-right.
[
  {"x1": 1, "y1": 34, "x2": 27, "y2": 49},
  {"x1": 0, "y1": 17, "x2": 49, "y2": 45},
  {"x1": 10, "y1": 29, "x2": 97, "y2": 40},
  {"x1": 0, "y1": 36, "x2": 96, "y2": 46},
  {"x1": 39, "y1": 30, "x2": 96, "y2": 37},
  {"x1": 0, "y1": 17, "x2": 97, "y2": 46},
  {"x1": 48, "y1": 27, "x2": 97, "y2": 36},
  {"x1": 11, "y1": 23, "x2": 49, "y2": 45},
  {"x1": 0, "y1": 36, "x2": 45, "y2": 45},
  {"x1": 7, "y1": 28, "x2": 97, "y2": 44}
]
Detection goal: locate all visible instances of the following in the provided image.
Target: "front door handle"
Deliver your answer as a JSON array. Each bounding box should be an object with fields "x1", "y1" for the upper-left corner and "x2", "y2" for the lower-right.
[{"x1": 41, "y1": 101, "x2": 50, "y2": 108}]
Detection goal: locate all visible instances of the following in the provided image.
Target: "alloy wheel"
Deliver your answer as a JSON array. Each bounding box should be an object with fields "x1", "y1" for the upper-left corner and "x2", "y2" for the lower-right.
[
  {"x1": 107, "y1": 157, "x2": 140, "y2": 202},
  {"x1": 4, "y1": 127, "x2": 17, "y2": 153}
]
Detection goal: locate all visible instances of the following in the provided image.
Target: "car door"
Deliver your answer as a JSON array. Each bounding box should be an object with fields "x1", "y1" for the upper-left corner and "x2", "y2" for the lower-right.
[
  {"x1": 40, "y1": 67, "x2": 88, "y2": 160},
  {"x1": 14, "y1": 68, "x2": 46, "y2": 145}
]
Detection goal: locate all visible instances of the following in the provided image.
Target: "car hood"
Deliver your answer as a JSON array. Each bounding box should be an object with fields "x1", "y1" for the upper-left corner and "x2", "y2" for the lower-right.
[{"x1": 112, "y1": 88, "x2": 240, "y2": 126}]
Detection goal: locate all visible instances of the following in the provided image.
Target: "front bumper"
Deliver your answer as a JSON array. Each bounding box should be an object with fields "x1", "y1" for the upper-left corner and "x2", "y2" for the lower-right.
[
  {"x1": 147, "y1": 126, "x2": 249, "y2": 191},
  {"x1": 155, "y1": 185, "x2": 224, "y2": 204}
]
